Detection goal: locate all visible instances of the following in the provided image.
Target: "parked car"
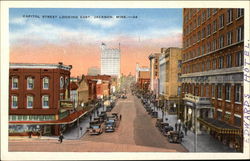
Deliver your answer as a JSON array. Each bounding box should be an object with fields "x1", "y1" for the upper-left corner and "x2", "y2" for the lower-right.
[
  {"x1": 155, "y1": 118, "x2": 163, "y2": 127},
  {"x1": 162, "y1": 125, "x2": 174, "y2": 136},
  {"x1": 167, "y1": 131, "x2": 184, "y2": 143},
  {"x1": 88, "y1": 123, "x2": 103, "y2": 135},
  {"x1": 121, "y1": 94, "x2": 127, "y2": 99},
  {"x1": 105, "y1": 120, "x2": 116, "y2": 132},
  {"x1": 151, "y1": 111, "x2": 158, "y2": 118},
  {"x1": 158, "y1": 122, "x2": 170, "y2": 132},
  {"x1": 93, "y1": 117, "x2": 104, "y2": 123}
]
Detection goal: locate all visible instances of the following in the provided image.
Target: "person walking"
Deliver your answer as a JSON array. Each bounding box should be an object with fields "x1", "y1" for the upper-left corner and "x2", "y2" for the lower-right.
[
  {"x1": 183, "y1": 124, "x2": 188, "y2": 135},
  {"x1": 89, "y1": 114, "x2": 92, "y2": 121},
  {"x1": 175, "y1": 123, "x2": 178, "y2": 131},
  {"x1": 58, "y1": 133, "x2": 64, "y2": 144},
  {"x1": 120, "y1": 114, "x2": 122, "y2": 121}
]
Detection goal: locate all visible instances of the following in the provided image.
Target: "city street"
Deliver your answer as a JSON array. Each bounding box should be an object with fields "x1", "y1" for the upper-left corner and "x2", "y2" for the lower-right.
[{"x1": 9, "y1": 91, "x2": 187, "y2": 152}]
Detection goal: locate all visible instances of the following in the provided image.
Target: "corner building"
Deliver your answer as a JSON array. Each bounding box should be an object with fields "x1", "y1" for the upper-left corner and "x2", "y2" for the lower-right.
[{"x1": 181, "y1": 8, "x2": 244, "y2": 151}]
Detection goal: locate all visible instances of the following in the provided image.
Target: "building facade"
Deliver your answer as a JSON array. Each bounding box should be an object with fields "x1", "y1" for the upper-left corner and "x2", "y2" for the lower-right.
[
  {"x1": 181, "y1": 8, "x2": 244, "y2": 151},
  {"x1": 159, "y1": 47, "x2": 182, "y2": 113},
  {"x1": 87, "y1": 66, "x2": 101, "y2": 76},
  {"x1": 100, "y1": 43, "x2": 121, "y2": 78},
  {"x1": 148, "y1": 53, "x2": 161, "y2": 96},
  {"x1": 137, "y1": 70, "x2": 150, "y2": 91},
  {"x1": 9, "y1": 62, "x2": 74, "y2": 136}
]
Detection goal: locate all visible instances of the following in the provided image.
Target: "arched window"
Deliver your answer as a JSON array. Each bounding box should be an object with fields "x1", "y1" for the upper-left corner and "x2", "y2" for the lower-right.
[
  {"x1": 12, "y1": 77, "x2": 18, "y2": 89},
  {"x1": 60, "y1": 76, "x2": 64, "y2": 89},
  {"x1": 43, "y1": 77, "x2": 49, "y2": 89},
  {"x1": 27, "y1": 77, "x2": 34, "y2": 89}
]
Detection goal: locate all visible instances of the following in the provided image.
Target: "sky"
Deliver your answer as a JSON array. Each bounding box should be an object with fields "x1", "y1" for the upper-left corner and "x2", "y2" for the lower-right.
[{"x1": 9, "y1": 8, "x2": 183, "y2": 76}]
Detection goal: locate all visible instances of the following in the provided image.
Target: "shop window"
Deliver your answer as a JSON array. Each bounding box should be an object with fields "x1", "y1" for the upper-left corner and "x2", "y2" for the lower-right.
[
  {"x1": 12, "y1": 77, "x2": 18, "y2": 89},
  {"x1": 11, "y1": 95, "x2": 18, "y2": 109}
]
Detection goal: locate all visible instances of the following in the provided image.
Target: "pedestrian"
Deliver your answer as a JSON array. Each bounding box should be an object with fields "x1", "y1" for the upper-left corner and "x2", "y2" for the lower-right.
[
  {"x1": 89, "y1": 114, "x2": 92, "y2": 121},
  {"x1": 184, "y1": 125, "x2": 188, "y2": 135},
  {"x1": 120, "y1": 114, "x2": 122, "y2": 121},
  {"x1": 175, "y1": 123, "x2": 178, "y2": 131},
  {"x1": 58, "y1": 133, "x2": 64, "y2": 144}
]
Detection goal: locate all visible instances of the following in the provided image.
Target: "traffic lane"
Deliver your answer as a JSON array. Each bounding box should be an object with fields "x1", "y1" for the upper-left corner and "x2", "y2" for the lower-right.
[
  {"x1": 82, "y1": 94, "x2": 136, "y2": 145},
  {"x1": 133, "y1": 96, "x2": 187, "y2": 152}
]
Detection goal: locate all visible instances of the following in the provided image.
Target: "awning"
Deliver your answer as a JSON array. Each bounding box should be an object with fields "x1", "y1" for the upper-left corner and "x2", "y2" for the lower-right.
[
  {"x1": 9, "y1": 110, "x2": 88, "y2": 125},
  {"x1": 198, "y1": 117, "x2": 242, "y2": 135}
]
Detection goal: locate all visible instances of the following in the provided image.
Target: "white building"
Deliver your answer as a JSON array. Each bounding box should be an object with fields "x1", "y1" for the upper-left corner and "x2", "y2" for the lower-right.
[{"x1": 100, "y1": 43, "x2": 121, "y2": 78}]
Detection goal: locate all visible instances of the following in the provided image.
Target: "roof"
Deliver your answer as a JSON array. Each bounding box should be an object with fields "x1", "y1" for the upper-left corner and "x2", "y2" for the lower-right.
[
  {"x1": 10, "y1": 62, "x2": 72, "y2": 71},
  {"x1": 70, "y1": 82, "x2": 79, "y2": 90}
]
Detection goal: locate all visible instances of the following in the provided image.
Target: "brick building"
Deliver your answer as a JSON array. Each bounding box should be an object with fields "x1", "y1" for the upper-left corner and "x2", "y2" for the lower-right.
[
  {"x1": 137, "y1": 70, "x2": 150, "y2": 91},
  {"x1": 8, "y1": 62, "x2": 88, "y2": 136},
  {"x1": 181, "y1": 8, "x2": 244, "y2": 151}
]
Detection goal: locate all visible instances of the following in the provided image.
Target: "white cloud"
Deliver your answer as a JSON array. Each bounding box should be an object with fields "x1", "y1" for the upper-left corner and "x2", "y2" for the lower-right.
[
  {"x1": 86, "y1": 16, "x2": 120, "y2": 28},
  {"x1": 10, "y1": 17, "x2": 27, "y2": 25}
]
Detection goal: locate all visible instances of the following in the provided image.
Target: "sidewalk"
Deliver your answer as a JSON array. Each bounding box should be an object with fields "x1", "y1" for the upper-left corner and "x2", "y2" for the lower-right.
[{"x1": 154, "y1": 107, "x2": 236, "y2": 152}]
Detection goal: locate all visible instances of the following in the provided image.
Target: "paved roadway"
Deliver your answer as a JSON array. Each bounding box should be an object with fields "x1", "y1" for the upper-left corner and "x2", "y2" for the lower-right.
[{"x1": 9, "y1": 91, "x2": 187, "y2": 152}]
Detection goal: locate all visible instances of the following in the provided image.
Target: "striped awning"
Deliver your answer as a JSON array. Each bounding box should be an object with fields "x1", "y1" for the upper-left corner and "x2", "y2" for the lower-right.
[{"x1": 198, "y1": 117, "x2": 242, "y2": 135}]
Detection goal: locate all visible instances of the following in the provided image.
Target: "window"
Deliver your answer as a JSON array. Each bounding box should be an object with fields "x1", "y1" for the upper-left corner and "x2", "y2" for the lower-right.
[
  {"x1": 202, "y1": 45, "x2": 205, "y2": 55},
  {"x1": 235, "y1": 84, "x2": 242, "y2": 102},
  {"x1": 213, "y1": 8, "x2": 218, "y2": 15},
  {"x1": 207, "y1": 8, "x2": 211, "y2": 18},
  {"x1": 43, "y1": 77, "x2": 49, "y2": 89},
  {"x1": 60, "y1": 76, "x2": 64, "y2": 89},
  {"x1": 212, "y1": 39, "x2": 217, "y2": 51},
  {"x1": 60, "y1": 93, "x2": 64, "y2": 100},
  {"x1": 236, "y1": 26, "x2": 244, "y2": 42},
  {"x1": 42, "y1": 95, "x2": 49, "y2": 108},
  {"x1": 198, "y1": 16, "x2": 201, "y2": 26},
  {"x1": 202, "y1": 28, "x2": 206, "y2": 39},
  {"x1": 12, "y1": 77, "x2": 18, "y2": 89},
  {"x1": 218, "y1": 57, "x2": 224, "y2": 69},
  {"x1": 11, "y1": 95, "x2": 18, "y2": 109},
  {"x1": 207, "y1": 24, "x2": 211, "y2": 36},
  {"x1": 227, "y1": 31, "x2": 233, "y2": 45},
  {"x1": 219, "y1": 35, "x2": 224, "y2": 48},
  {"x1": 27, "y1": 95, "x2": 33, "y2": 109},
  {"x1": 217, "y1": 85, "x2": 222, "y2": 99},
  {"x1": 212, "y1": 59, "x2": 217, "y2": 69},
  {"x1": 227, "y1": 9, "x2": 233, "y2": 24},
  {"x1": 65, "y1": 77, "x2": 69, "y2": 88},
  {"x1": 213, "y1": 20, "x2": 217, "y2": 33},
  {"x1": 212, "y1": 85, "x2": 215, "y2": 98},
  {"x1": 27, "y1": 77, "x2": 34, "y2": 89},
  {"x1": 226, "y1": 54, "x2": 232, "y2": 68},
  {"x1": 206, "y1": 61, "x2": 210, "y2": 70},
  {"x1": 219, "y1": 14, "x2": 224, "y2": 28},
  {"x1": 235, "y1": 51, "x2": 243, "y2": 66},
  {"x1": 206, "y1": 85, "x2": 209, "y2": 97},
  {"x1": 207, "y1": 42, "x2": 211, "y2": 53},
  {"x1": 197, "y1": 47, "x2": 201, "y2": 56},
  {"x1": 202, "y1": 11, "x2": 206, "y2": 23},
  {"x1": 198, "y1": 31, "x2": 201, "y2": 41},
  {"x1": 237, "y1": 8, "x2": 244, "y2": 18},
  {"x1": 225, "y1": 84, "x2": 231, "y2": 101}
]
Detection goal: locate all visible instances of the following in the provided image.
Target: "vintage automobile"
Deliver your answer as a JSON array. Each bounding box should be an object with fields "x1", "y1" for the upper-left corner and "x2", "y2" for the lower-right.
[
  {"x1": 167, "y1": 131, "x2": 184, "y2": 143},
  {"x1": 162, "y1": 125, "x2": 174, "y2": 136},
  {"x1": 98, "y1": 112, "x2": 107, "y2": 121},
  {"x1": 88, "y1": 123, "x2": 103, "y2": 135},
  {"x1": 155, "y1": 118, "x2": 163, "y2": 127},
  {"x1": 158, "y1": 122, "x2": 170, "y2": 132},
  {"x1": 105, "y1": 120, "x2": 116, "y2": 132},
  {"x1": 121, "y1": 94, "x2": 127, "y2": 99},
  {"x1": 93, "y1": 117, "x2": 104, "y2": 123},
  {"x1": 151, "y1": 111, "x2": 158, "y2": 118}
]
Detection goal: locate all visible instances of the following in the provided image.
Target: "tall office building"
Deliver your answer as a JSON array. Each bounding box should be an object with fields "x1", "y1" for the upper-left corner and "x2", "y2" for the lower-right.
[
  {"x1": 100, "y1": 43, "x2": 121, "y2": 78},
  {"x1": 181, "y1": 8, "x2": 244, "y2": 151}
]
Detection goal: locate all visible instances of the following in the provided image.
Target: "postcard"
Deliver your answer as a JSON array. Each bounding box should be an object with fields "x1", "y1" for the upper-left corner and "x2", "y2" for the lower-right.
[{"x1": 1, "y1": 0, "x2": 250, "y2": 160}]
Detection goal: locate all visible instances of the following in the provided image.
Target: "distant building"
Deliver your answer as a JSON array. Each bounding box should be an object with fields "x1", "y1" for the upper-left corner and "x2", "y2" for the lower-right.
[
  {"x1": 70, "y1": 82, "x2": 78, "y2": 109},
  {"x1": 135, "y1": 64, "x2": 150, "y2": 91},
  {"x1": 148, "y1": 53, "x2": 162, "y2": 97},
  {"x1": 100, "y1": 43, "x2": 121, "y2": 78},
  {"x1": 87, "y1": 67, "x2": 100, "y2": 76},
  {"x1": 135, "y1": 63, "x2": 149, "y2": 82},
  {"x1": 77, "y1": 75, "x2": 90, "y2": 108}
]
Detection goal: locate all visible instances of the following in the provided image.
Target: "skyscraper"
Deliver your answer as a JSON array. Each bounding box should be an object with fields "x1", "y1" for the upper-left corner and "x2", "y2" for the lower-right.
[{"x1": 100, "y1": 43, "x2": 121, "y2": 78}]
